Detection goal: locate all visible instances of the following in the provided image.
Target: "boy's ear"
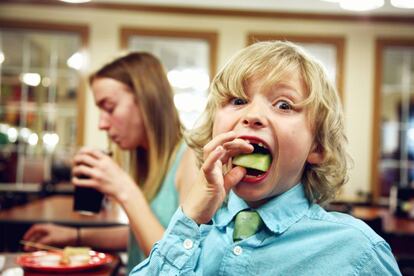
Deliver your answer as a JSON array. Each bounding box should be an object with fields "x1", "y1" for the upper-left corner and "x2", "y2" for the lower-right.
[{"x1": 307, "y1": 144, "x2": 324, "y2": 165}]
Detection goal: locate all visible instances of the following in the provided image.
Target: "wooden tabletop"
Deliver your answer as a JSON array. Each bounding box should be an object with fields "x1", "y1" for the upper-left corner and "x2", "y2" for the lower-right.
[
  {"x1": 0, "y1": 195, "x2": 128, "y2": 227},
  {"x1": 352, "y1": 206, "x2": 414, "y2": 235},
  {"x1": 0, "y1": 252, "x2": 122, "y2": 276}
]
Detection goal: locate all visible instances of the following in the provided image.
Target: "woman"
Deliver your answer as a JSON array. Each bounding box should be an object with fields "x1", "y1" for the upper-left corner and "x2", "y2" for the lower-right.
[{"x1": 23, "y1": 52, "x2": 196, "y2": 272}]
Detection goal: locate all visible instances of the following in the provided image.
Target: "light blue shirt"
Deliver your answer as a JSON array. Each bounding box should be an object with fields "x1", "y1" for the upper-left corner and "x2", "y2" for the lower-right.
[{"x1": 131, "y1": 184, "x2": 401, "y2": 275}]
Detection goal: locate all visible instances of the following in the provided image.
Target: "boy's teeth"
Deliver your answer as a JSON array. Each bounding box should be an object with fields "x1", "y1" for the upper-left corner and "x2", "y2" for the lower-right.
[{"x1": 241, "y1": 139, "x2": 267, "y2": 149}]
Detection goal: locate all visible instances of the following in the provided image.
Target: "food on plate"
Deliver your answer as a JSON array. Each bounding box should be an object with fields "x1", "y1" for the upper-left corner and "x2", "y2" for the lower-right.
[
  {"x1": 34, "y1": 252, "x2": 62, "y2": 266},
  {"x1": 60, "y1": 246, "x2": 91, "y2": 265},
  {"x1": 17, "y1": 249, "x2": 112, "y2": 272}
]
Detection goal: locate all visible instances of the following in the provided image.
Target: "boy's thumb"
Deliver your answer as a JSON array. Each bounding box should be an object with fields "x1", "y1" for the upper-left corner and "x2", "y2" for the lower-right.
[{"x1": 223, "y1": 166, "x2": 246, "y2": 193}]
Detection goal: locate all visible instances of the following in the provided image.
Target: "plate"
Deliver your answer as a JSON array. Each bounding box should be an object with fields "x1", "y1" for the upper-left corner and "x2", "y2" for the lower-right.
[{"x1": 16, "y1": 250, "x2": 113, "y2": 273}]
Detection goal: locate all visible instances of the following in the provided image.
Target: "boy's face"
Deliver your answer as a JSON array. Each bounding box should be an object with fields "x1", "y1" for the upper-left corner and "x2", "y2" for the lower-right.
[{"x1": 212, "y1": 71, "x2": 322, "y2": 208}]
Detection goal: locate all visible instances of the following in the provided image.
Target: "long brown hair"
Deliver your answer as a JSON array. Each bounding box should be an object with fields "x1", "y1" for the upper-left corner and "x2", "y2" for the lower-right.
[{"x1": 90, "y1": 52, "x2": 183, "y2": 201}]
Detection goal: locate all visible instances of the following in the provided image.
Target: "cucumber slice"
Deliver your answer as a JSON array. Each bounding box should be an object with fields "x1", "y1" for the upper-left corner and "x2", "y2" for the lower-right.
[{"x1": 232, "y1": 153, "x2": 271, "y2": 172}]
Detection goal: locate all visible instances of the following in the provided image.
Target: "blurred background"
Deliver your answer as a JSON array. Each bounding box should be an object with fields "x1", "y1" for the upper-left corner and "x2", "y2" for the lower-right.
[{"x1": 0, "y1": 0, "x2": 413, "y2": 221}]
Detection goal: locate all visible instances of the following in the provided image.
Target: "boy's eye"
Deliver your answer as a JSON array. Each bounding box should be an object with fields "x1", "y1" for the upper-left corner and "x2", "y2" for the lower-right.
[
  {"x1": 230, "y1": 98, "x2": 248, "y2": 105},
  {"x1": 275, "y1": 100, "x2": 292, "y2": 110}
]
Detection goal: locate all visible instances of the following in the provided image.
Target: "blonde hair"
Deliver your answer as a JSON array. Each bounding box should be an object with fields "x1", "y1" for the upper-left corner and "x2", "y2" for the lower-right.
[
  {"x1": 90, "y1": 52, "x2": 182, "y2": 201},
  {"x1": 186, "y1": 41, "x2": 350, "y2": 204}
]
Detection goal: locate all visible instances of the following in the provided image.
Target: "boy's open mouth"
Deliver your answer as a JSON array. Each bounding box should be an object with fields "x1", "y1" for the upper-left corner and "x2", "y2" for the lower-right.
[{"x1": 232, "y1": 141, "x2": 273, "y2": 179}]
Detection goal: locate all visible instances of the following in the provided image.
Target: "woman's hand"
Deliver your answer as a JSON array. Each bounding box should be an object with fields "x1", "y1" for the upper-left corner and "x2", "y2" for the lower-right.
[
  {"x1": 182, "y1": 131, "x2": 253, "y2": 224},
  {"x1": 22, "y1": 224, "x2": 77, "y2": 250},
  {"x1": 71, "y1": 148, "x2": 137, "y2": 203}
]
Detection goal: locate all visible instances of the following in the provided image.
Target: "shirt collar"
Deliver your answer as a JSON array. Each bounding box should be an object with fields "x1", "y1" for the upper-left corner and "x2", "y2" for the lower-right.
[{"x1": 213, "y1": 183, "x2": 310, "y2": 234}]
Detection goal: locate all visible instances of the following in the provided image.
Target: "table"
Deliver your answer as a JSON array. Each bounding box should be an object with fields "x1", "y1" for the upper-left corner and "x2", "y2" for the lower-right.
[
  {"x1": 0, "y1": 195, "x2": 128, "y2": 227},
  {"x1": 351, "y1": 205, "x2": 414, "y2": 260},
  {"x1": 352, "y1": 206, "x2": 414, "y2": 235},
  {"x1": 0, "y1": 182, "x2": 73, "y2": 196},
  {"x1": 0, "y1": 195, "x2": 128, "y2": 252},
  {"x1": 0, "y1": 252, "x2": 122, "y2": 276},
  {"x1": 0, "y1": 183, "x2": 42, "y2": 193}
]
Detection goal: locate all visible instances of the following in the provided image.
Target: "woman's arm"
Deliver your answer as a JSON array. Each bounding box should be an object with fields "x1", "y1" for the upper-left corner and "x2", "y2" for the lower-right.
[
  {"x1": 119, "y1": 149, "x2": 197, "y2": 255},
  {"x1": 23, "y1": 224, "x2": 128, "y2": 251},
  {"x1": 79, "y1": 226, "x2": 128, "y2": 251},
  {"x1": 176, "y1": 149, "x2": 198, "y2": 204},
  {"x1": 72, "y1": 149, "x2": 165, "y2": 255},
  {"x1": 72, "y1": 148, "x2": 197, "y2": 256},
  {"x1": 117, "y1": 181, "x2": 165, "y2": 255}
]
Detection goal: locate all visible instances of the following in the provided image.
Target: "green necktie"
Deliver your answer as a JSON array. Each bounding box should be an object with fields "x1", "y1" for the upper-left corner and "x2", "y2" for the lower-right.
[{"x1": 233, "y1": 210, "x2": 264, "y2": 242}]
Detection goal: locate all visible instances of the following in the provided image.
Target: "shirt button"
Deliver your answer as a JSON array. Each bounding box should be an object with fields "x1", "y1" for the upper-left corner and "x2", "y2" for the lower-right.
[
  {"x1": 233, "y1": 245, "x2": 243, "y2": 256},
  {"x1": 183, "y1": 239, "x2": 193, "y2": 250}
]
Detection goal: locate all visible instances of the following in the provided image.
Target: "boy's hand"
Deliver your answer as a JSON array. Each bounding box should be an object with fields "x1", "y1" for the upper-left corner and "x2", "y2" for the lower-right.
[{"x1": 182, "y1": 132, "x2": 253, "y2": 224}]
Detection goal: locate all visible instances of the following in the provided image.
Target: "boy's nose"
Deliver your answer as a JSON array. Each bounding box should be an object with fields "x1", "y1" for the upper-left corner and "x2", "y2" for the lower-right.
[
  {"x1": 240, "y1": 98, "x2": 268, "y2": 129},
  {"x1": 242, "y1": 116, "x2": 265, "y2": 128},
  {"x1": 241, "y1": 107, "x2": 267, "y2": 129}
]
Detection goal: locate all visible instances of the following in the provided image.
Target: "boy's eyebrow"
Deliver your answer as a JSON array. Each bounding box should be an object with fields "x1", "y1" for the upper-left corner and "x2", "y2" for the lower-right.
[{"x1": 270, "y1": 83, "x2": 303, "y2": 99}]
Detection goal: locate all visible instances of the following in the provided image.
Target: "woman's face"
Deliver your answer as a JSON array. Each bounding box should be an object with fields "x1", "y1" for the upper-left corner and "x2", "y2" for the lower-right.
[{"x1": 92, "y1": 77, "x2": 148, "y2": 150}]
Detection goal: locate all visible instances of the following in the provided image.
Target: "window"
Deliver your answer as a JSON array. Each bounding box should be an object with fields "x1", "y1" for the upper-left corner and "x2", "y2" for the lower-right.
[
  {"x1": 121, "y1": 27, "x2": 217, "y2": 129},
  {"x1": 247, "y1": 34, "x2": 345, "y2": 98},
  {"x1": 0, "y1": 20, "x2": 88, "y2": 184},
  {"x1": 372, "y1": 38, "x2": 414, "y2": 202}
]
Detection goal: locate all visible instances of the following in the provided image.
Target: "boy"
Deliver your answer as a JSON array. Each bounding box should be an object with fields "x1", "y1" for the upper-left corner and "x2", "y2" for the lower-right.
[{"x1": 131, "y1": 41, "x2": 401, "y2": 275}]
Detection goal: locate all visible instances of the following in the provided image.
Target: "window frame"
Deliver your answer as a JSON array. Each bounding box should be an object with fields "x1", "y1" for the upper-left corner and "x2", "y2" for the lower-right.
[
  {"x1": 371, "y1": 37, "x2": 414, "y2": 203},
  {"x1": 120, "y1": 27, "x2": 218, "y2": 80},
  {"x1": 0, "y1": 19, "x2": 89, "y2": 184},
  {"x1": 247, "y1": 33, "x2": 345, "y2": 100}
]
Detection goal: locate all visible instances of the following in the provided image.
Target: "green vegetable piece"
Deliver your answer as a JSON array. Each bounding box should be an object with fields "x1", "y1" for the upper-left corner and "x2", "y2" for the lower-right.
[{"x1": 232, "y1": 153, "x2": 271, "y2": 172}]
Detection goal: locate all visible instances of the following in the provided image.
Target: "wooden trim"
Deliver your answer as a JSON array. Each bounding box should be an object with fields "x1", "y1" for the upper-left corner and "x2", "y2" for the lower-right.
[
  {"x1": 371, "y1": 40, "x2": 384, "y2": 204},
  {"x1": 120, "y1": 27, "x2": 218, "y2": 79},
  {"x1": 2, "y1": 0, "x2": 414, "y2": 25},
  {"x1": 247, "y1": 33, "x2": 345, "y2": 101},
  {"x1": 0, "y1": 19, "x2": 89, "y2": 48},
  {"x1": 76, "y1": 76, "x2": 87, "y2": 147},
  {"x1": 375, "y1": 38, "x2": 414, "y2": 47},
  {"x1": 0, "y1": 19, "x2": 89, "y2": 146},
  {"x1": 371, "y1": 37, "x2": 414, "y2": 203}
]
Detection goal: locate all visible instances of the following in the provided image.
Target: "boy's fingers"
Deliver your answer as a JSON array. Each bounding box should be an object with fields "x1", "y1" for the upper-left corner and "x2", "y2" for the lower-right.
[
  {"x1": 219, "y1": 139, "x2": 253, "y2": 164},
  {"x1": 222, "y1": 138, "x2": 252, "y2": 150},
  {"x1": 201, "y1": 146, "x2": 224, "y2": 183},
  {"x1": 223, "y1": 166, "x2": 246, "y2": 192},
  {"x1": 203, "y1": 132, "x2": 237, "y2": 159}
]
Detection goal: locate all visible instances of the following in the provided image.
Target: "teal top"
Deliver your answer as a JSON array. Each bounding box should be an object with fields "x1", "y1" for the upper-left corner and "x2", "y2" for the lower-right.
[{"x1": 126, "y1": 143, "x2": 187, "y2": 273}]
